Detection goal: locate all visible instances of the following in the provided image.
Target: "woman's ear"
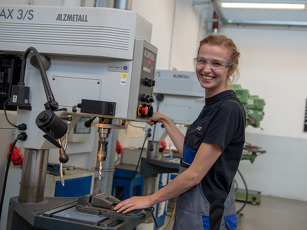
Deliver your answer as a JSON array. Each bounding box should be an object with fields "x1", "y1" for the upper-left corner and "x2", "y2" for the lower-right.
[{"x1": 227, "y1": 66, "x2": 236, "y2": 77}]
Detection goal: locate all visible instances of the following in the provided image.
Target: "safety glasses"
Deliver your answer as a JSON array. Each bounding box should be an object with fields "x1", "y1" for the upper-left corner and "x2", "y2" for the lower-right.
[{"x1": 195, "y1": 56, "x2": 233, "y2": 70}]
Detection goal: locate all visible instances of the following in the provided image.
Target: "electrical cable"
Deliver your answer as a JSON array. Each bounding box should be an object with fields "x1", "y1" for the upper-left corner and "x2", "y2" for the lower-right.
[
  {"x1": 3, "y1": 98, "x2": 27, "y2": 131},
  {"x1": 0, "y1": 132, "x2": 27, "y2": 219},
  {"x1": 234, "y1": 179, "x2": 238, "y2": 191},
  {"x1": 117, "y1": 131, "x2": 150, "y2": 199},
  {"x1": 236, "y1": 169, "x2": 248, "y2": 214},
  {"x1": 165, "y1": 198, "x2": 177, "y2": 230},
  {"x1": 127, "y1": 121, "x2": 146, "y2": 130},
  {"x1": 3, "y1": 99, "x2": 18, "y2": 128},
  {"x1": 114, "y1": 154, "x2": 120, "y2": 164}
]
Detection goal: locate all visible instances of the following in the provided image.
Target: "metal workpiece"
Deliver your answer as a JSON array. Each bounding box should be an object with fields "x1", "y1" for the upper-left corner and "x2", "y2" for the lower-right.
[{"x1": 19, "y1": 148, "x2": 49, "y2": 203}]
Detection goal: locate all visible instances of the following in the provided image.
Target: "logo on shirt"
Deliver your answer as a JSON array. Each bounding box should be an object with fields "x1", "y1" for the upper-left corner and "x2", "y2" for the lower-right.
[{"x1": 196, "y1": 126, "x2": 202, "y2": 130}]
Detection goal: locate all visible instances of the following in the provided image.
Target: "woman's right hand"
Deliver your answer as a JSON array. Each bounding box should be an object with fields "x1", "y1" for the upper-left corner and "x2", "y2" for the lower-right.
[
  {"x1": 148, "y1": 112, "x2": 185, "y2": 155},
  {"x1": 148, "y1": 112, "x2": 167, "y2": 126}
]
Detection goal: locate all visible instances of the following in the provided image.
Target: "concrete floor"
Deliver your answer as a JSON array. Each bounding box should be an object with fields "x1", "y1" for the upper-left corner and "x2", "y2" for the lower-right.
[
  {"x1": 159, "y1": 195, "x2": 307, "y2": 230},
  {"x1": 235, "y1": 195, "x2": 307, "y2": 230}
]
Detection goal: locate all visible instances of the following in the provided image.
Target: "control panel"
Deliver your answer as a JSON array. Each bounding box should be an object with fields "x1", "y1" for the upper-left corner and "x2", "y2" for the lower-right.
[{"x1": 130, "y1": 39, "x2": 157, "y2": 121}]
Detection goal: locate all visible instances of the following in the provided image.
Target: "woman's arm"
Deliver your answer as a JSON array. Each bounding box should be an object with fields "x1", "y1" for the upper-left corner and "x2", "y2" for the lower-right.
[
  {"x1": 149, "y1": 112, "x2": 185, "y2": 155},
  {"x1": 114, "y1": 142, "x2": 222, "y2": 213}
]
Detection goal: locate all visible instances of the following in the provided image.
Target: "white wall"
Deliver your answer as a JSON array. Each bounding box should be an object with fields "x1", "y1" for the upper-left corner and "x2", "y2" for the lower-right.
[
  {"x1": 131, "y1": 0, "x2": 202, "y2": 71},
  {"x1": 226, "y1": 26, "x2": 307, "y2": 139},
  {"x1": 216, "y1": 25, "x2": 307, "y2": 201}
]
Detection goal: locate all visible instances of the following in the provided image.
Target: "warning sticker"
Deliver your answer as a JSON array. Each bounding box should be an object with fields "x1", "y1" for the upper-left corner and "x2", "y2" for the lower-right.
[{"x1": 120, "y1": 73, "x2": 127, "y2": 85}]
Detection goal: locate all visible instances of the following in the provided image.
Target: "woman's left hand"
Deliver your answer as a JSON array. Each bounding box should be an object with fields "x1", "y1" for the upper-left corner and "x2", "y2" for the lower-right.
[{"x1": 114, "y1": 196, "x2": 154, "y2": 213}]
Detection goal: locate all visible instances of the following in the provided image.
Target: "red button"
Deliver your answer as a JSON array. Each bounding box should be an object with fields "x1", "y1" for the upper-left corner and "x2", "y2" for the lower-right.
[
  {"x1": 148, "y1": 60, "x2": 151, "y2": 64},
  {"x1": 142, "y1": 106, "x2": 148, "y2": 115}
]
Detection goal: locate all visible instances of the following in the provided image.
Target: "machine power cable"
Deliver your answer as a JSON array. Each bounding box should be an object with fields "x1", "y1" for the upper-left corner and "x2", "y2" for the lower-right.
[
  {"x1": 165, "y1": 198, "x2": 177, "y2": 230},
  {"x1": 0, "y1": 132, "x2": 27, "y2": 220},
  {"x1": 236, "y1": 169, "x2": 248, "y2": 214},
  {"x1": 4, "y1": 99, "x2": 19, "y2": 128},
  {"x1": 117, "y1": 130, "x2": 150, "y2": 199},
  {"x1": 127, "y1": 121, "x2": 146, "y2": 130},
  {"x1": 3, "y1": 99, "x2": 27, "y2": 131}
]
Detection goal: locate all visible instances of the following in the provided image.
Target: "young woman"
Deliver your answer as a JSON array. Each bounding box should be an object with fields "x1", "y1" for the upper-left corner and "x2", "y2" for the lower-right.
[{"x1": 114, "y1": 34, "x2": 245, "y2": 230}]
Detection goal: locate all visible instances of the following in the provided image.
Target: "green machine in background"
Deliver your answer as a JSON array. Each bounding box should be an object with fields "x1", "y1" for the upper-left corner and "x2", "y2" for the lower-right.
[
  {"x1": 228, "y1": 84, "x2": 266, "y2": 229},
  {"x1": 228, "y1": 84, "x2": 265, "y2": 128}
]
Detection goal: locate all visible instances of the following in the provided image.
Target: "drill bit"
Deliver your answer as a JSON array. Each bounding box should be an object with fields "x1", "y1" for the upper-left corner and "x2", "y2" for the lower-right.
[{"x1": 98, "y1": 161, "x2": 103, "y2": 180}]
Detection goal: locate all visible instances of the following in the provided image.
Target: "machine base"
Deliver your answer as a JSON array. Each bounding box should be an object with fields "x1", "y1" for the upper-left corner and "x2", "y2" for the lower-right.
[
  {"x1": 235, "y1": 188, "x2": 261, "y2": 205},
  {"x1": 6, "y1": 196, "x2": 151, "y2": 230},
  {"x1": 237, "y1": 213, "x2": 244, "y2": 230}
]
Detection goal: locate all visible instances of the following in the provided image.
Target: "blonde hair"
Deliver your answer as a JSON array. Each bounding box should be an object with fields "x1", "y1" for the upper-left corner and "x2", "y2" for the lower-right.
[{"x1": 198, "y1": 34, "x2": 240, "y2": 84}]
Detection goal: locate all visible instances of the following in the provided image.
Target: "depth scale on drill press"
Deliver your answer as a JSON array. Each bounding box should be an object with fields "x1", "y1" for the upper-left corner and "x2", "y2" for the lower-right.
[{"x1": 0, "y1": 5, "x2": 157, "y2": 230}]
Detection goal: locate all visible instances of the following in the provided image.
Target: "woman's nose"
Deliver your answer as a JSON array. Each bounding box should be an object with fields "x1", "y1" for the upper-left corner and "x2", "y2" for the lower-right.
[{"x1": 203, "y1": 63, "x2": 212, "y2": 72}]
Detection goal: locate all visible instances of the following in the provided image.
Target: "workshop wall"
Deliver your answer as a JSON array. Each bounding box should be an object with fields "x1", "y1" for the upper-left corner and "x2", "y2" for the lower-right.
[{"x1": 218, "y1": 26, "x2": 307, "y2": 201}]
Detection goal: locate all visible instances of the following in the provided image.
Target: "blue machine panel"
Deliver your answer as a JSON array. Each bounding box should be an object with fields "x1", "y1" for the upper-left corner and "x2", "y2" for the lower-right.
[{"x1": 54, "y1": 176, "x2": 92, "y2": 197}]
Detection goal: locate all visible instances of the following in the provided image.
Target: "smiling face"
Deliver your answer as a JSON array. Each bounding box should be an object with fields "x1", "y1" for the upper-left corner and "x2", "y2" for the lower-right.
[{"x1": 196, "y1": 44, "x2": 235, "y2": 98}]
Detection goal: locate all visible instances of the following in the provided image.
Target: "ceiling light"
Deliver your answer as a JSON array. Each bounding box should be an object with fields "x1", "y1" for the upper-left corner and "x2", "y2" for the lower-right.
[{"x1": 220, "y1": 2, "x2": 305, "y2": 10}]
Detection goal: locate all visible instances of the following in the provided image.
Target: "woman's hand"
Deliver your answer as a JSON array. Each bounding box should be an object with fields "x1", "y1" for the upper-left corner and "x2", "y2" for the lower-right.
[
  {"x1": 148, "y1": 112, "x2": 185, "y2": 155},
  {"x1": 148, "y1": 112, "x2": 167, "y2": 126},
  {"x1": 114, "y1": 196, "x2": 154, "y2": 213}
]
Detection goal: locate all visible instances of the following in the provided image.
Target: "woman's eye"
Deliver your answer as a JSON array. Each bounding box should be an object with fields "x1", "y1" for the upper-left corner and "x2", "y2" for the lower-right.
[
  {"x1": 212, "y1": 62, "x2": 222, "y2": 67},
  {"x1": 198, "y1": 59, "x2": 207, "y2": 64}
]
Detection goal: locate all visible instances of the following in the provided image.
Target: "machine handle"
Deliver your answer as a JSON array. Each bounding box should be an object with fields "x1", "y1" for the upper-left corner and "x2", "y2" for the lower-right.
[
  {"x1": 60, "y1": 163, "x2": 65, "y2": 186},
  {"x1": 144, "y1": 207, "x2": 159, "y2": 228},
  {"x1": 57, "y1": 139, "x2": 69, "y2": 163}
]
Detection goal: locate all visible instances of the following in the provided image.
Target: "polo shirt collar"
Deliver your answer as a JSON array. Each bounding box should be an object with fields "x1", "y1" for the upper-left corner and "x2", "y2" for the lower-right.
[{"x1": 205, "y1": 90, "x2": 236, "y2": 106}]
